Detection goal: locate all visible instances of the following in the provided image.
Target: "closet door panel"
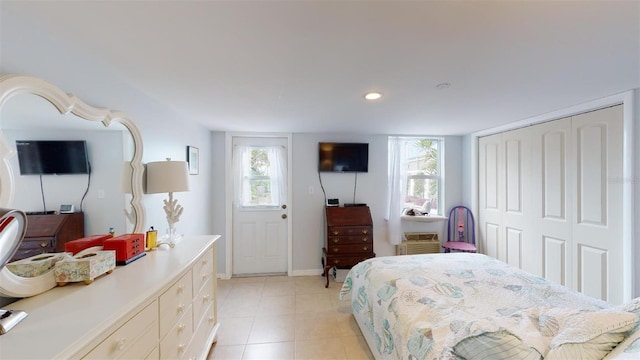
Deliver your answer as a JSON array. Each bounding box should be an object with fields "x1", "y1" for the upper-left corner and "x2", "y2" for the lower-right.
[
  {"x1": 502, "y1": 128, "x2": 530, "y2": 267},
  {"x1": 544, "y1": 236, "x2": 567, "y2": 286},
  {"x1": 478, "y1": 134, "x2": 503, "y2": 258},
  {"x1": 571, "y1": 105, "x2": 623, "y2": 303},
  {"x1": 530, "y1": 118, "x2": 572, "y2": 281},
  {"x1": 579, "y1": 245, "x2": 608, "y2": 300},
  {"x1": 506, "y1": 227, "x2": 522, "y2": 268}
]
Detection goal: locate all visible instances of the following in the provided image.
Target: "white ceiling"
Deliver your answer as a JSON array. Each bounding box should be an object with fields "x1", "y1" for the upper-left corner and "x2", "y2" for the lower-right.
[{"x1": 3, "y1": 1, "x2": 639, "y2": 135}]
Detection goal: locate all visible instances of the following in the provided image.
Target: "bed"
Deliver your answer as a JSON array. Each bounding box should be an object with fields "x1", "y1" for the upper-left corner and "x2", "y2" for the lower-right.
[{"x1": 339, "y1": 253, "x2": 640, "y2": 360}]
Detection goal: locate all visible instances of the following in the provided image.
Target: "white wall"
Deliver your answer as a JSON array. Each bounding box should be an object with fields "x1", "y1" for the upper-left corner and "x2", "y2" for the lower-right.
[
  {"x1": 0, "y1": 10, "x2": 214, "y2": 240},
  {"x1": 294, "y1": 134, "x2": 465, "y2": 274}
]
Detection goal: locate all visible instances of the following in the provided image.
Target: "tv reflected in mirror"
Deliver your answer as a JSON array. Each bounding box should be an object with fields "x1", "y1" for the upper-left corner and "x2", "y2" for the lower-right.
[{"x1": 16, "y1": 140, "x2": 90, "y2": 175}]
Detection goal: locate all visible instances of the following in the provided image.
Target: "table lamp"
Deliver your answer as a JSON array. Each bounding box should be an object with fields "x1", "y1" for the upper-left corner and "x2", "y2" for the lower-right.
[{"x1": 145, "y1": 159, "x2": 190, "y2": 245}]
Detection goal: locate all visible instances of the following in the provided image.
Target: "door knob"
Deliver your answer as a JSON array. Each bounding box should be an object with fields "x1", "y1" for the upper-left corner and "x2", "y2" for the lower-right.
[
  {"x1": 282, "y1": 204, "x2": 287, "y2": 209},
  {"x1": 282, "y1": 214, "x2": 287, "y2": 219}
]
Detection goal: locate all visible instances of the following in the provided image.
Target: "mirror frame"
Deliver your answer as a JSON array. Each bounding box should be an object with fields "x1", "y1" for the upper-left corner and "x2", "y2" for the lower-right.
[{"x1": 0, "y1": 74, "x2": 146, "y2": 232}]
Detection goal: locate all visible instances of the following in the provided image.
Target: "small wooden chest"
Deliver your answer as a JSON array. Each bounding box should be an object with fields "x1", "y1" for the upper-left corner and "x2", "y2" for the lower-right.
[{"x1": 102, "y1": 234, "x2": 146, "y2": 265}]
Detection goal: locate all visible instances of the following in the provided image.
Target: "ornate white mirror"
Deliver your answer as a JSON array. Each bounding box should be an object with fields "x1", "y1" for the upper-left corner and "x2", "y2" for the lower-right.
[{"x1": 0, "y1": 74, "x2": 145, "y2": 234}]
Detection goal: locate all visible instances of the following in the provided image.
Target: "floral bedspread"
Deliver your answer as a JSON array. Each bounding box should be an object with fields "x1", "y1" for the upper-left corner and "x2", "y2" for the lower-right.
[{"x1": 339, "y1": 253, "x2": 619, "y2": 360}]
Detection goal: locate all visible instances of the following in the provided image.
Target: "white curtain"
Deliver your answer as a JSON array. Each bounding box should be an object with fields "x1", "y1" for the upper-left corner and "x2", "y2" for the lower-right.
[
  {"x1": 267, "y1": 145, "x2": 287, "y2": 206},
  {"x1": 387, "y1": 137, "x2": 408, "y2": 245},
  {"x1": 232, "y1": 145, "x2": 252, "y2": 207},
  {"x1": 233, "y1": 144, "x2": 287, "y2": 207}
]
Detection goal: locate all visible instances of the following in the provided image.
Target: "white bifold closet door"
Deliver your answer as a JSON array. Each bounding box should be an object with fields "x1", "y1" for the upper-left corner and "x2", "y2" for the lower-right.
[{"x1": 478, "y1": 105, "x2": 624, "y2": 304}]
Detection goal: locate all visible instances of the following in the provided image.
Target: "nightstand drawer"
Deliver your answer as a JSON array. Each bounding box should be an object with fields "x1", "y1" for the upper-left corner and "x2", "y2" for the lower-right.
[{"x1": 159, "y1": 270, "x2": 193, "y2": 338}]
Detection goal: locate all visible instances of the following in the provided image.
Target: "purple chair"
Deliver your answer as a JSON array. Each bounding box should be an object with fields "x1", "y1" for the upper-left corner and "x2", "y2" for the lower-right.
[{"x1": 442, "y1": 206, "x2": 477, "y2": 253}]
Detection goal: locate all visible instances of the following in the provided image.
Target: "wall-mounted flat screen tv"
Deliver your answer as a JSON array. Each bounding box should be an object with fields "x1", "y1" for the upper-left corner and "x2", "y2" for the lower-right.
[
  {"x1": 318, "y1": 142, "x2": 369, "y2": 172},
  {"x1": 16, "y1": 140, "x2": 90, "y2": 175}
]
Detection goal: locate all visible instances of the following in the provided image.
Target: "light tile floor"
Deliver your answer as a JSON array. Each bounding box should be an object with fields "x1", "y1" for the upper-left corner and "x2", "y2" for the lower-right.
[{"x1": 207, "y1": 275, "x2": 374, "y2": 360}]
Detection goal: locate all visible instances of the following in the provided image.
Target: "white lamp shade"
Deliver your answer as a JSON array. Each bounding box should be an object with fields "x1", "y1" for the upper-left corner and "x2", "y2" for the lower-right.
[{"x1": 146, "y1": 160, "x2": 190, "y2": 194}]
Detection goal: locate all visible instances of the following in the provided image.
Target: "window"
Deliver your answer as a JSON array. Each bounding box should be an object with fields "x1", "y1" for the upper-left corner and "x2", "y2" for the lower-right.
[
  {"x1": 244, "y1": 148, "x2": 273, "y2": 206},
  {"x1": 389, "y1": 137, "x2": 443, "y2": 215},
  {"x1": 233, "y1": 145, "x2": 287, "y2": 208}
]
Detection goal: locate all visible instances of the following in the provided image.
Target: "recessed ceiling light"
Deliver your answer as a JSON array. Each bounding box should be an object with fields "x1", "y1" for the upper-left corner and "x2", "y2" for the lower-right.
[
  {"x1": 436, "y1": 82, "x2": 451, "y2": 90},
  {"x1": 364, "y1": 92, "x2": 382, "y2": 100}
]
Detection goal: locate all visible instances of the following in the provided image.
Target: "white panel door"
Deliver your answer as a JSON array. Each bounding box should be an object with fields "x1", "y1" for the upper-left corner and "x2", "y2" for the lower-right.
[
  {"x1": 478, "y1": 134, "x2": 503, "y2": 258},
  {"x1": 232, "y1": 137, "x2": 289, "y2": 276},
  {"x1": 501, "y1": 128, "x2": 531, "y2": 268},
  {"x1": 477, "y1": 105, "x2": 625, "y2": 303},
  {"x1": 571, "y1": 105, "x2": 623, "y2": 303},
  {"x1": 530, "y1": 117, "x2": 572, "y2": 282}
]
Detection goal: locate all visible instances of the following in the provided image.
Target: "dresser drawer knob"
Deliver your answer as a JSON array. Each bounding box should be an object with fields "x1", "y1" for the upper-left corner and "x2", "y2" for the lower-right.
[
  {"x1": 332, "y1": 230, "x2": 339, "y2": 235},
  {"x1": 332, "y1": 259, "x2": 340, "y2": 264},
  {"x1": 203, "y1": 294, "x2": 211, "y2": 302},
  {"x1": 363, "y1": 246, "x2": 368, "y2": 251},
  {"x1": 178, "y1": 285, "x2": 185, "y2": 293},
  {"x1": 202, "y1": 259, "x2": 208, "y2": 266},
  {"x1": 362, "y1": 237, "x2": 368, "y2": 242},
  {"x1": 332, "y1": 238, "x2": 339, "y2": 244},
  {"x1": 332, "y1": 248, "x2": 339, "y2": 253},
  {"x1": 362, "y1": 229, "x2": 369, "y2": 234},
  {"x1": 115, "y1": 338, "x2": 127, "y2": 351},
  {"x1": 40, "y1": 241, "x2": 48, "y2": 248},
  {"x1": 178, "y1": 344, "x2": 186, "y2": 353},
  {"x1": 178, "y1": 304, "x2": 186, "y2": 313},
  {"x1": 178, "y1": 324, "x2": 186, "y2": 332},
  {"x1": 209, "y1": 316, "x2": 215, "y2": 322}
]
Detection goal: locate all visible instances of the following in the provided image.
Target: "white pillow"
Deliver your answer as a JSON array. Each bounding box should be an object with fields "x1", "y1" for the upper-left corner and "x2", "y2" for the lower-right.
[{"x1": 546, "y1": 310, "x2": 637, "y2": 360}]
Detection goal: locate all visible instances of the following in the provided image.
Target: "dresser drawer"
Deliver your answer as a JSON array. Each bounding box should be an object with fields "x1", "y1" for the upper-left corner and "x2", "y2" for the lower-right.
[
  {"x1": 192, "y1": 247, "x2": 214, "y2": 295},
  {"x1": 145, "y1": 346, "x2": 159, "y2": 359},
  {"x1": 327, "y1": 235, "x2": 373, "y2": 246},
  {"x1": 193, "y1": 276, "x2": 214, "y2": 330},
  {"x1": 160, "y1": 306, "x2": 194, "y2": 359},
  {"x1": 325, "y1": 254, "x2": 373, "y2": 268},
  {"x1": 326, "y1": 243, "x2": 373, "y2": 254},
  {"x1": 159, "y1": 270, "x2": 193, "y2": 338},
  {"x1": 85, "y1": 300, "x2": 158, "y2": 359},
  {"x1": 185, "y1": 303, "x2": 216, "y2": 360},
  {"x1": 327, "y1": 226, "x2": 371, "y2": 237},
  {"x1": 12, "y1": 237, "x2": 56, "y2": 260}
]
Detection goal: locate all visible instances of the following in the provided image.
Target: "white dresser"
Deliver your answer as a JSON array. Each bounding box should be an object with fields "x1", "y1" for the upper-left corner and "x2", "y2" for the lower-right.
[{"x1": 0, "y1": 235, "x2": 220, "y2": 359}]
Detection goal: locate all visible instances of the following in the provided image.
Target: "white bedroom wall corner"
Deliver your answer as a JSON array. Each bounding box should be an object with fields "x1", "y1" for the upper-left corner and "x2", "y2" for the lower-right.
[
  {"x1": 632, "y1": 89, "x2": 640, "y2": 299},
  {"x1": 211, "y1": 131, "x2": 228, "y2": 278},
  {"x1": 443, "y1": 136, "x2": 464, "y2": 211}
]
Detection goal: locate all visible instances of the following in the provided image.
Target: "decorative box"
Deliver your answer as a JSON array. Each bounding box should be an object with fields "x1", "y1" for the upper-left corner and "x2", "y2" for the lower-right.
[
  {"x1": 103, "y1": 234, "x2": 146, "y2": 265},
  {"x1": 64, "y1": 234, "x2": 113, "y2": 255},
  {"x1": 5, "y1": 252, "x2": 71, "y2": 278},
  {"x1": 54, "y1": 250, "x2": 116, "y2": 286}
]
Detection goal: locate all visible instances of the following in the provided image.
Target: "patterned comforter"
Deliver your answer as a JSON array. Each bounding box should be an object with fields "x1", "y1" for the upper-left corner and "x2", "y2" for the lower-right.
[{"x1": 339, "y1": 253, "x2": 637, "y2": 360}]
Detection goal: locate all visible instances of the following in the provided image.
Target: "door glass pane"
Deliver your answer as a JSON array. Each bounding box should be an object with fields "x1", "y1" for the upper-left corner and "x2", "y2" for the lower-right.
[{"x1": 248, "y1": 178, "x2": 272, "y2": 205}]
